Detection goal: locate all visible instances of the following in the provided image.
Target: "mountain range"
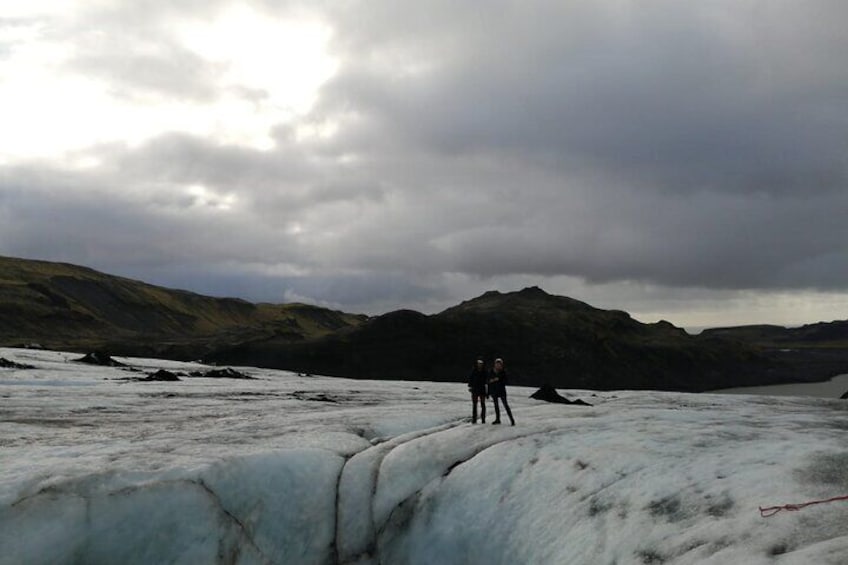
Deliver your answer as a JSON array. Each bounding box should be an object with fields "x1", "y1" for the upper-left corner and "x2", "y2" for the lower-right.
[{"x1": 3, "y1": 255, "x2": 848, "y2": 391}]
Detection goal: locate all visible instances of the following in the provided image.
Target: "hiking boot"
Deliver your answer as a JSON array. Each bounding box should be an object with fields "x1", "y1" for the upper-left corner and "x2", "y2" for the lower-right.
[{"x1": 492, "y1": 420, "x2": 501, "y2": 425}]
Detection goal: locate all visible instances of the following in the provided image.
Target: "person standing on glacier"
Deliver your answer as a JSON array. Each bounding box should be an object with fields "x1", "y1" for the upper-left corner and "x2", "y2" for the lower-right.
[
  {"x1": 488, "y1": 358, "x2": 515, "y2": 425},
  {"x1": 468, "y1": 357, "x2": 488, "y2": 423}
]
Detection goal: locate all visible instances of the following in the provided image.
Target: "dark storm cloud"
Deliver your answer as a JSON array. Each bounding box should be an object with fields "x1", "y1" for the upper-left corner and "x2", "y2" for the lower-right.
[
  {"x1": 320, "y1": 1, "x2": 848, "y2": 195},
  {"x1": 2, "y1": 0, "x2": 848, "y2": 318},
  {"x1": 0, "y1": 155, "x2": 308, "y2": 264},
  {"x1": 305, "y1": 0, "x2": 848, "y2": 287}
]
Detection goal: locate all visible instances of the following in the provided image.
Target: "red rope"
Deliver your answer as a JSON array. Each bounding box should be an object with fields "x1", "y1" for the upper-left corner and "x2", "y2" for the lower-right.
[{"x1": 759, "y1": 494, "x2": 848, "y2": 518}]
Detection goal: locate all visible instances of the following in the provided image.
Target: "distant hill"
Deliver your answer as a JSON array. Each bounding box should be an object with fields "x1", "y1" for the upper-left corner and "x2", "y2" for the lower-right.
[
  {"x1": 702, "y1": 321, "x2": 848, "y2": 348},
  {"x1": 0, "y1": 256, "x2": 365, "y2": 359},
  {"x1": 207, "y1": 286, "x2": 840, "y2": 392},
  {"x1": 699, "y1": 322, "x2": 848, "y2": 385}
]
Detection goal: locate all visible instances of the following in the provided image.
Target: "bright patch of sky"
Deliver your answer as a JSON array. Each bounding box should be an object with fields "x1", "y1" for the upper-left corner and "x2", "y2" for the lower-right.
[{"x1": 0, "y1": 3, "x2": 337, "y2": 162}]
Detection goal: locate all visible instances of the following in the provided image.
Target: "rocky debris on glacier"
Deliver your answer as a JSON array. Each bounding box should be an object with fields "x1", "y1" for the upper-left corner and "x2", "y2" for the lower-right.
[{"x1": 117, "y1": 367, "x2": 257, "y2": 383}]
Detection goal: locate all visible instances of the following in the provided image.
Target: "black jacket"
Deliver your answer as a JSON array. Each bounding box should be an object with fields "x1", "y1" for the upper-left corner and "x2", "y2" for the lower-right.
[
  {"x1": 468, "y1": 366, "x2": 488, "y2": 395},
  {"x1": 488, "y1": 368, "x2": 508, "y2": 397}
]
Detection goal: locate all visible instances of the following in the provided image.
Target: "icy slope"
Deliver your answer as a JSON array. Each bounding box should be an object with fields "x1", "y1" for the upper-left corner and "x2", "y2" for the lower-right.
[{"x1": 1, "y1": 347, "x2": 847, "y2": 564}]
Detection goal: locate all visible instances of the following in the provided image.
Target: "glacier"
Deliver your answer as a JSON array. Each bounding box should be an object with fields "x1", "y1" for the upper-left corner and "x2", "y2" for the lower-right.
[{"x1": 1, "y1": 347, "x2": 847, "y2": 564}]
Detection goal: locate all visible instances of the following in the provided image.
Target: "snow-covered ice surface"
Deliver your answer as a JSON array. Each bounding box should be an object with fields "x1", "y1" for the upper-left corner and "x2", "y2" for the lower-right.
[{"x1": 1, "y1": 347, "x2": 847, "y2": 565}]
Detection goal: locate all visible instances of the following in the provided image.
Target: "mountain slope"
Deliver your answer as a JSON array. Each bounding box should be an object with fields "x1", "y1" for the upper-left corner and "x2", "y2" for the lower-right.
[
  {"x1": 207, "y1": 287, "x2": 796, "y2": 391},
  {"x1": 0, "y1": 256, "x2": 365, "y2": 358}
]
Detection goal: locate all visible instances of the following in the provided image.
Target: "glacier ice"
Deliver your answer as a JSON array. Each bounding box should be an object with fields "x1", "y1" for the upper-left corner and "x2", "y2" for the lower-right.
[{"x1": 1, "y1": 347, "x2": 847, "y2": 564}]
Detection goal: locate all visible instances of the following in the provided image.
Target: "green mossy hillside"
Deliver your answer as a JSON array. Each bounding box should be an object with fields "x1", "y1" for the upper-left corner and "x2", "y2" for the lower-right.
[{"x1": 0, "y1": 256, "x2": 365, "y2": 359}]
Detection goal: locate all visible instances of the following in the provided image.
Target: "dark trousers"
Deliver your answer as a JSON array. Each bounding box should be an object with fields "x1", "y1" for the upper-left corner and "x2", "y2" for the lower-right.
[
  {"x1": 492, "y1": 394, "x2": 514, "y2": 424},
  {"x1": 472, "y1": 394, "x2": 486, "y2": 423}
]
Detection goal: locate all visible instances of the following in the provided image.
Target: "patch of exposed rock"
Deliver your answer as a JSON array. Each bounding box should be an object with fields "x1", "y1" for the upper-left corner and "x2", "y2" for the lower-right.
[
  {"x1": 530, "y1": 384, "x2": 592, "y2": 406},
  {"x1": 189, "y1": 367, "x2": 255, "y2": 380},
  {"x1": 0, "y1": 357, "x2": 35, "y2": 369},
  {"x1": 141, "y1": 369, "x2": 182, "y2": 382},
  {"x1": 74, "y1": 352, "x2": 128, "y2": 367}
]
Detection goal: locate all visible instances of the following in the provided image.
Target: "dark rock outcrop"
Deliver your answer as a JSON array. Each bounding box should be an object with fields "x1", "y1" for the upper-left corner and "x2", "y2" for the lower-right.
[
  {"x1": 0, "y1": 357, "x2": 35, "y2": 369},
  {"x1": 74, "y1": 352, "x2": 128, "y2": 367},
  {"x1": 140, "y1": 369, "x2": 182, "y2": 382},
  {"x1": 190, "y1": 367, "x2": 255, "y2": 380},
  {"x1": 530, "y1": 384, "x2": 592, "y2": 406}
]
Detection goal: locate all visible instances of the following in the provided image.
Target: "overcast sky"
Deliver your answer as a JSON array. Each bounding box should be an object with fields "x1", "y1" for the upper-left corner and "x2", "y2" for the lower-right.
[{"x1": 2, "y1": 1, "x2": 847, "y2": 329}]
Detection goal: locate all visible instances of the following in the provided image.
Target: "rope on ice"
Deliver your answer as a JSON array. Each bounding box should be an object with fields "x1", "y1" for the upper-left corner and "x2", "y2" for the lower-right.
[{"x1": 759, "y1": 494, "x2": 848, "y2": 517}]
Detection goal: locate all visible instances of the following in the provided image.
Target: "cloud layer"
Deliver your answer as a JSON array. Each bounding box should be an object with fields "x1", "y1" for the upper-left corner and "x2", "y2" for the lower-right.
[{"x1": 2, "y1": 1, "x2": 847, "y2": 326}]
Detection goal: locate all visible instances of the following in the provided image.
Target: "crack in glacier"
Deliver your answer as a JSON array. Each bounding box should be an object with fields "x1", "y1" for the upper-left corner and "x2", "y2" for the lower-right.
[
  {"x1": 335, "y1": 420, "x2": 464, "y2": 565},
  {"x1": 191, "y1": 478, "x2": 274, "y2": 565},
  {"x1": 369, "y1": 425, "x2": 562, "y2": 562}
]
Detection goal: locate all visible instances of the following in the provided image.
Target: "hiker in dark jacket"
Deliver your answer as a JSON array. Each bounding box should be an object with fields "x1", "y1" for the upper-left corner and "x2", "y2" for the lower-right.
[
  {"x1": 488, "y1": 358, "x2": 515, "y2": 425},
  {"x1": 468, "y1": 358, "x2": 488, "y2": 423}
]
